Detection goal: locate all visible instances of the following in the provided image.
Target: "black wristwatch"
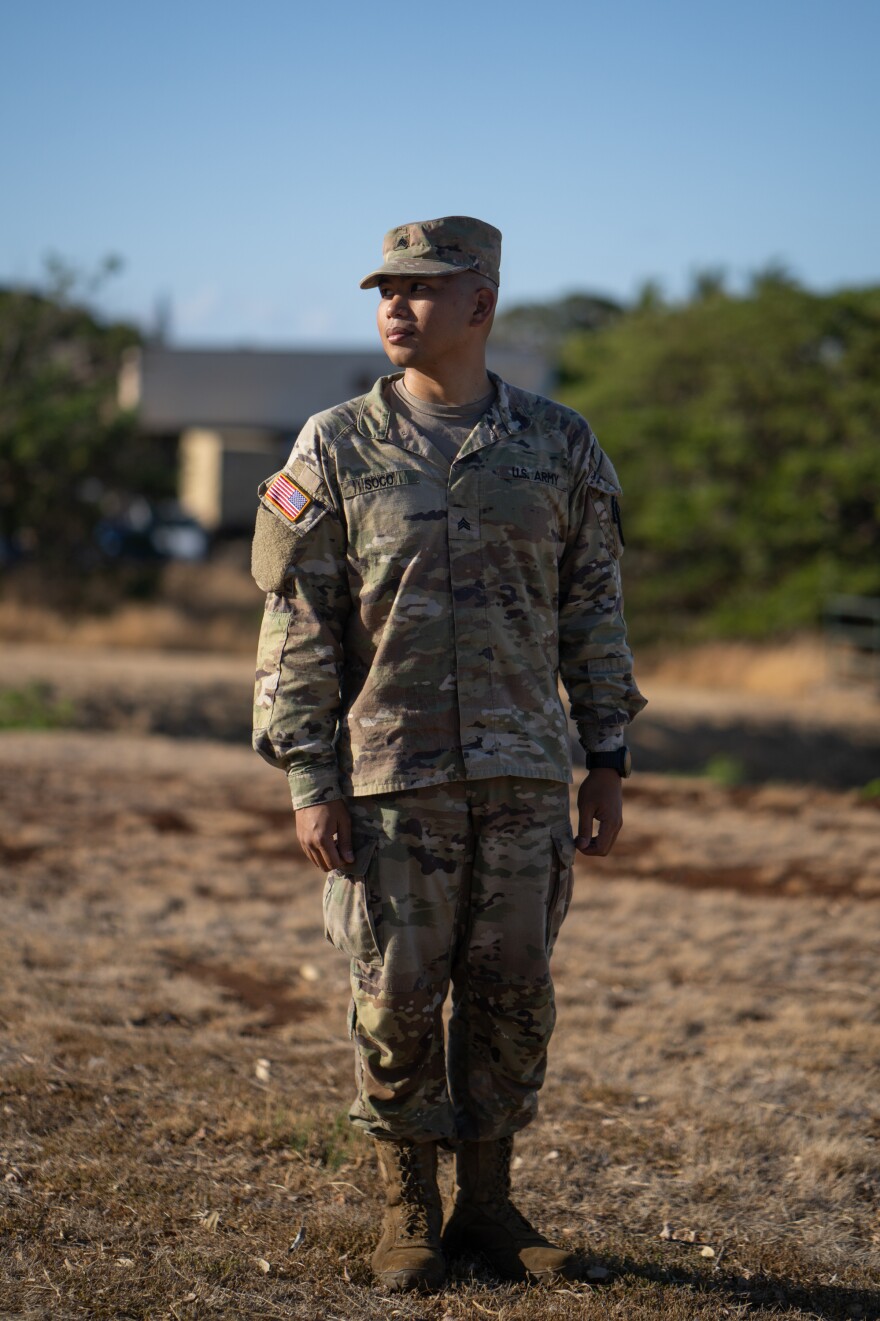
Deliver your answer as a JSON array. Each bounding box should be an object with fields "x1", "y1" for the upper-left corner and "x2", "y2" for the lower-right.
[{"x1": 585, "y1": 747, "x2": 632, "y2": 778}]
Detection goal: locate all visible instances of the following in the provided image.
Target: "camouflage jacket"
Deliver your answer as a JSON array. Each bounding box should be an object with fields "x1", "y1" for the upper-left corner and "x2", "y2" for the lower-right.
[{"x1": 251, "y1": 373, "x2": 646, "y2": 810}]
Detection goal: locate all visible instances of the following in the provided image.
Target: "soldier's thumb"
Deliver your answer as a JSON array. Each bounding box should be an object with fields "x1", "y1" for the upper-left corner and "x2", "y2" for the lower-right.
[
  {"x1": 336, "y1": 808, "x2": 354, "y2": 864},
  {"x1": 575, "y1": 803, "x2": 595, "y2": 850}
]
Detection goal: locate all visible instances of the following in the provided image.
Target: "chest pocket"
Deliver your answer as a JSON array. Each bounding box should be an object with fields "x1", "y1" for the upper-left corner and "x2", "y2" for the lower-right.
[
  {"x1": 483, "y1": 465, "x2": 569, "y2": 544},
  {"x1": 341, "y1": 471, "x2": 447, "y2": 563}
]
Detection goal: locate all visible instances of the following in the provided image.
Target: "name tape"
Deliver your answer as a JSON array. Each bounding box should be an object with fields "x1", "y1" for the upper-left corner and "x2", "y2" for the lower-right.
[{"x1": 342, "y1": 471, "x2": 420, "y2": 498}]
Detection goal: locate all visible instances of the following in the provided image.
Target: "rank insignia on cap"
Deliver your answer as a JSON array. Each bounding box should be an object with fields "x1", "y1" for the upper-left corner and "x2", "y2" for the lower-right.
[{"x1": 265, "y1": 472, "x2": 312, "y2": 522}]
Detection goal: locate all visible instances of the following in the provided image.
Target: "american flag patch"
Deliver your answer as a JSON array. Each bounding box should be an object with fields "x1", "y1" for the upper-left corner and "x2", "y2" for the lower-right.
[{"x1": 265, "y1": 472, "x2": 312, "y2": 523}]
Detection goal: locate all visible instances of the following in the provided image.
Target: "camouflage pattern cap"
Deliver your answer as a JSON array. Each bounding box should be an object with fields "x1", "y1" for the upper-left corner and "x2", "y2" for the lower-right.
[{"x1": 359, "y1": 215, "x2": 501, "y2": 289}]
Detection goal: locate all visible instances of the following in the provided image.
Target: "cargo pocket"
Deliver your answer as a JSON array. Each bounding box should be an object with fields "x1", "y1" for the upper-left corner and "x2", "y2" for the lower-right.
[
  {"x1": 322, "y1": 839, "x2": 382, "y2": 967},
  {"x1": 546, "y1": 825, "x2": 576, "y2": 955}
]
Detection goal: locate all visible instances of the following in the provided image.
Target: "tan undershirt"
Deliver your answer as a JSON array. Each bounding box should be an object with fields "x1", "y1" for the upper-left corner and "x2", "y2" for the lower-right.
[{"x1": 390, "y1": 378, "x2": 496, "y2": 466}]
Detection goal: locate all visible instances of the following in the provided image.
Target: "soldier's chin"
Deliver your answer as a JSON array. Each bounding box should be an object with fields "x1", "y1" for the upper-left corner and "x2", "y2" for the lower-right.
[{"x1": 382, "y1": 341, "x2": 420, "y2": 367}]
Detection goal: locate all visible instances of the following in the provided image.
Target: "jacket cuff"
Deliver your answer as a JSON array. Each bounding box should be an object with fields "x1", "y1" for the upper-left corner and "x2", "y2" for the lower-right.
[
  {"x1": 583, "y1": 724, "x2": 626, "y2": 758},
  {"x1": 287, "y1": 765, "x2": 344, "y2": 811}
]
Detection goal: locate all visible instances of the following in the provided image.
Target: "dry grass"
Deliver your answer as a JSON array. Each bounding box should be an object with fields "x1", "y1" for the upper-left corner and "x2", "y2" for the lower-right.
[
  {"x1": 0, "y1": 563, "x2": 847, "y2": 700},
  {"x1": 0, "y1": 560, "x2": 262, "y2": 655},
  {"x1": 1, "y1": 730, "x2": 878, "y2": 1318},
  {"x1": 638, "y1": 638, "x2": 832, "y2": 698}
]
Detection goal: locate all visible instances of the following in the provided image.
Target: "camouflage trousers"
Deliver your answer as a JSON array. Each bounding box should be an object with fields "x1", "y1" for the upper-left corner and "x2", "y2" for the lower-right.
[{"x1": 321, "y1": 777, "x2": 576, "y2": 1143}]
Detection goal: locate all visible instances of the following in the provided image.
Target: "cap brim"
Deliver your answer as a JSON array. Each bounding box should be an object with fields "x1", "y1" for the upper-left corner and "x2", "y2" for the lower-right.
[{"x1": 359, "y1": 259, "x2": 468, "y2": 290}]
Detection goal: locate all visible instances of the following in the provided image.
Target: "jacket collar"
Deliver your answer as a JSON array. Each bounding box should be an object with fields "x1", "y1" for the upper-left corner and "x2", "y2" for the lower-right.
[
  {"x1": 356, "y1": 375, "x2": 396, "y2": 440},
  {"x1": 356, "y1": 371, "x2": 532, "y2": 450}
]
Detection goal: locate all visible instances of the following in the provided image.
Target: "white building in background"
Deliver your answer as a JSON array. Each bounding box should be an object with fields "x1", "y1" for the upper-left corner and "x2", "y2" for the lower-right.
[{"x1": 120, "y1": 346, "x2": 552, "y2": 534}]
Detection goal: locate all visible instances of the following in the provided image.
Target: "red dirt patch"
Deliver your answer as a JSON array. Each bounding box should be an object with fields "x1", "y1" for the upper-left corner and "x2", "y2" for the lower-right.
[{"x1": 163, "y1": 954, "x2": 322, "y2": 1028}]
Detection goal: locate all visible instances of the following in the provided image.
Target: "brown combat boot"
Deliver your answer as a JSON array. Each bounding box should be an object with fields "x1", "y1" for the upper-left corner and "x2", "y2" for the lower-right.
[
  {"x1": 371, "y1": 1139, "x2": 446, "y2": 1292},
  {"x1": 442, "y1": 1135, "x2": 578, "y2": 1281}
]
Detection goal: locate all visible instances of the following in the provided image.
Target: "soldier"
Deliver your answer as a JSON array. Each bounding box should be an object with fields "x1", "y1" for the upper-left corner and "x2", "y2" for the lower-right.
[{"x1": 251, "y1": 216, "x2": 646, "y2": 1292}]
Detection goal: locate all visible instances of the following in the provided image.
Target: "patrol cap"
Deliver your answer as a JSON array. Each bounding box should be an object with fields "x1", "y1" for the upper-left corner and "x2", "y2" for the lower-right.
[{"x1": 359, "y1": 215, "x2": 501, "y2": 290}]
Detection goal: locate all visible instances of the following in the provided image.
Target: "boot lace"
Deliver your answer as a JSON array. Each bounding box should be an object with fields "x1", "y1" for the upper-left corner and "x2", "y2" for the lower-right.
[
  {"x1": 394, "y1": 1144, "x2": 434, "y2": 1238},
  {"x1": 486, "y1": 1135, "x2": 538, "y2": 1236}
]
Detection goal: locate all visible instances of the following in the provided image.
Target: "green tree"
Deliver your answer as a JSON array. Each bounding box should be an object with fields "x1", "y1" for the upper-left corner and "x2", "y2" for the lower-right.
[
  {"x1": 0, "y1": 258, "x2": 172, "y2": 584},
  {"x1": 558, "y1": 281, "x2": 880, "y2": 642},
  {"x1": 492, "y1": 291, "x2": 624, "y2": 354}
]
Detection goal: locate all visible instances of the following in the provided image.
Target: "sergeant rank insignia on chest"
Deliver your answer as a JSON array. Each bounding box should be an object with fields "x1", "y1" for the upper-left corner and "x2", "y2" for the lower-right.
[{"x1": 265, "y1": 472, "x2": 312, "y2": 522}]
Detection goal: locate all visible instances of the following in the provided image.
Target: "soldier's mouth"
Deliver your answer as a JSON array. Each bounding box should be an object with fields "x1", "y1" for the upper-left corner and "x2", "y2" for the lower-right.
[{"x1": 386, "y1": 323, "x2": 415, "y2": 343}]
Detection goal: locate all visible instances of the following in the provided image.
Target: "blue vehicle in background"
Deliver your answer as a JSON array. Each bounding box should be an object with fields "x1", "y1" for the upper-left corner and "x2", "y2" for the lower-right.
[{"x1": 94, "y1": 499, "x2": 210, "y2": 563}]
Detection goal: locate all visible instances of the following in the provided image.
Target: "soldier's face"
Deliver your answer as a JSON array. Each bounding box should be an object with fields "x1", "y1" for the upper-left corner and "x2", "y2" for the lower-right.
[{"x1": 376, "y1": 274, "x2": 482, "y2": 369}]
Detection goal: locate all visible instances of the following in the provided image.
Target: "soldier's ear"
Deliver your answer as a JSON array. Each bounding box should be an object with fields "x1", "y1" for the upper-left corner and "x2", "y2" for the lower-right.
[{"x1": 471, "y1": 285, "x2": 496, "y2": 328}]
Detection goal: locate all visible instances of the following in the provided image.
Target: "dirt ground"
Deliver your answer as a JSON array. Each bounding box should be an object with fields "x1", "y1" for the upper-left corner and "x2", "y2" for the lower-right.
[{"x1": 1, "y1": 687, "x2": 879, "y2": 1318}]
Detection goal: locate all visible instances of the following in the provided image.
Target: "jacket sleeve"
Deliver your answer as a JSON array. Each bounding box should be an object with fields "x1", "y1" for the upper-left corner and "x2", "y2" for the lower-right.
[
  {"x1": 558, "y1": 429, "x2": 647, "y2": 758},
  {"x1": 251, "y1": 433, "x2": 351, "y2": 810}
]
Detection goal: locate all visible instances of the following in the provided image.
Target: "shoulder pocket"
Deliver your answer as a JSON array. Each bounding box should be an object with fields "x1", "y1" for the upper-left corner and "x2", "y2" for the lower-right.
[
  {"x1": 587, "y1": 452, "x2": 624, "y2": 560},
  {"x1": 588, "y1": 447, "x2": 622, "y2": 497},
  {"x1": 252, "y1": 503, "x2": 302, "y2": 591},
  {"x1": 252, "y1": 463, "x2": 331, "y2": 591},
  {"x1": 588, "y1": 489, "x2": 625, "y2": 558}
]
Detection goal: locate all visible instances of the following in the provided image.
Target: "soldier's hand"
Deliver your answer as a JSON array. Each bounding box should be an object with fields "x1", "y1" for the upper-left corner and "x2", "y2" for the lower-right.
[
  {"x1": 296, "y1": 800, "x2": 355, "y2": 871},
  {"x1": 575, "y1": 770, "x2": 623, "y2": 857}
]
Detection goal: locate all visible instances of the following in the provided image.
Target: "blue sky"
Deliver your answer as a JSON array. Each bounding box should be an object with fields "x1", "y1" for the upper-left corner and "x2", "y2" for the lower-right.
[{"x1": 2, "y1": 0, "x2": 878, "y2": 345}]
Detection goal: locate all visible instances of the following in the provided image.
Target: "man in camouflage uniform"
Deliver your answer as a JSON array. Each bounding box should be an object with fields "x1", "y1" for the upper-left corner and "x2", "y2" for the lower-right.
[{"x1": 252, "y1": 216, "x2": 645, "y2": 1291}]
